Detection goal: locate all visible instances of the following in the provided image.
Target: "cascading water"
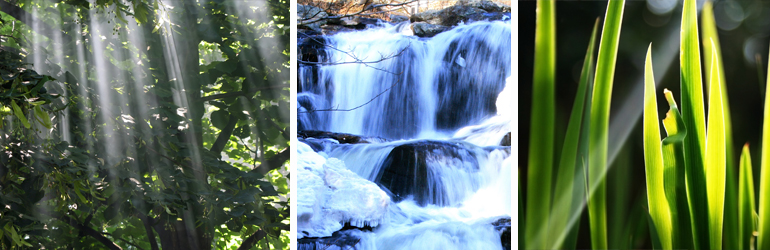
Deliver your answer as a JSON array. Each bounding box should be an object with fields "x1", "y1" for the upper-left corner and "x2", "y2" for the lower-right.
[{"x1": 298, "y1": 19, "x2": 511, "y2": 250}]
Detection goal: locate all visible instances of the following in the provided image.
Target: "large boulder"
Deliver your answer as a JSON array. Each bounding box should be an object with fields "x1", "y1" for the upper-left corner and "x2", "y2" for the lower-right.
[
  {"x1": 411, "y1": 22, "x2": 450, "y2": 37},
  {"x1": 375, "y1": 140, "x2": 480, "y2": 206}
]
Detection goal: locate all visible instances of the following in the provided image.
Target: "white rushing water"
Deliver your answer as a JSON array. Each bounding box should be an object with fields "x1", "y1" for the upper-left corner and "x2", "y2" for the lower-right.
[{"x1": 298, "y1": 20, "x2": 511, "y2": 249}]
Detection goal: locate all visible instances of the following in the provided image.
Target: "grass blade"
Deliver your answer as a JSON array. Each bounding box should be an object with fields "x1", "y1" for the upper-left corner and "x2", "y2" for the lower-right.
[
  {"x1": 705, "y1": 39, "x2": 727, "y2": 250},
  {"x1": 739, "y1": 144, "x2": 757, "y2": 250},
  {"x1": 758, "y1": 41, "x2": 770, "y2": 250},
  {"x1": 662, "y1": 88, "x2": 691, "y2": 250},
  {"x1": 525, "y1": 0, "x2": 556, "y2": 248},
  {"x1": 702, "y1": 3, "x2": 739, "y2": 248},
  {"x1": 549, "y1": 17, "x2": 599, "y2": 250},
  {"x1": 587, "y1": 1, "x2": 625, "y2": 248},
  {"x1": 642, "y1": 43, "x2": 673, "y2": 250},
  {"x1": 680, "y1": 0, "x2": 710, "y2": 248}
]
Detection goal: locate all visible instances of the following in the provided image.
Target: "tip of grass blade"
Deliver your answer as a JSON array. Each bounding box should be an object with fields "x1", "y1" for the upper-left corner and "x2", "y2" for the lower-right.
[{"x1": 663, "y1": 89, "x2": 678, "y2": 108}]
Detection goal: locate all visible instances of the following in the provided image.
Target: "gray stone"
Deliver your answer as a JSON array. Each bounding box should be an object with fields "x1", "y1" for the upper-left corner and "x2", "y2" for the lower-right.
[
  {"x1": 411, "y1": 22, "x2": 450, "y2": 37},
  {"x1": 389, "y1": 14, "x2": 409, "y2": 23},
  {"x1": 410, "y1": 0, "x2": 510, "y2": 27}
]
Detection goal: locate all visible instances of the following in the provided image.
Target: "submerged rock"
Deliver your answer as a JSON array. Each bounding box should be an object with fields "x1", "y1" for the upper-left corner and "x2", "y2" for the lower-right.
[
  {"x1": 299, "y1": 130, "x2": 388, "y2": 144},
  {"x1": 492, "y1": 217, "x2": 511, "y2": 250},
  {"x1": 376, "y1": 140, "x2": 480, "y2": 206},
  {"x1": 500, "y1": 132, "x2": 510, "y2": 146},
  {"x1": 298, "y1": 229, "x2": 372, "y2": 250}
]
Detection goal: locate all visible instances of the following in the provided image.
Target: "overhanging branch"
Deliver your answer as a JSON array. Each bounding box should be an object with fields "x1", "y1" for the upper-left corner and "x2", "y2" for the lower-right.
[{"x1": 250, "y1": 147, "x2": 290, "y2": 175}]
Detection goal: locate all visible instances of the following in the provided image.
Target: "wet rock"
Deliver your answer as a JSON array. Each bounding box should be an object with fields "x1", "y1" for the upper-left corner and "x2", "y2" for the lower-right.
[
  {"x1": 299, "y1": 130, "x2": 388, "y2": 144},
  {"x1": 298, "y1": 35, "x2": 328, "y2": 64},
  {"x1": 411, "y1": 22, "x2": 450, "y2": 37},
  {"x1": 376, "y1": 140, "x2": 480, "y2": 206},
  {"x1": 298, "y1": 5, "x2": 329, "y2": 32},
  {"x1": 500, "y1": 132, "x2": 510, "y2": 146},
  {"x1": 390, "y1": 14, "x2": 409, "y2": 23},
  {"x1": 492, "y1": 217, "x2": 511, "y2": 250},
  {"x1": 298, "y1": 229, "x2": 365, "y2": 250},
  {"x1": 464, "y1": 0, "x2": 509, "y2": 13}
]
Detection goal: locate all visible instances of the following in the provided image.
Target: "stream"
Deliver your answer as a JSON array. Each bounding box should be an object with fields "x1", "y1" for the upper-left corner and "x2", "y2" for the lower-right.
[{"x1": 297, "y1": 19, "x2": 511, "y2": 249}]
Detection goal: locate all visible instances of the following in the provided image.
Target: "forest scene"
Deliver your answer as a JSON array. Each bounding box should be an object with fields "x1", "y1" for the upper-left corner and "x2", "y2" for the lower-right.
[{"x1": 0, "y1": 0, "x2": 290, "y2": 249}]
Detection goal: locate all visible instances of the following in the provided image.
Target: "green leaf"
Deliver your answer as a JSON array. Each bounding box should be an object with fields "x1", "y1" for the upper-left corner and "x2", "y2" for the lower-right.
[
  {"x1": 34, "y1": 106, "x2": 51, "y2": 129},
  {"x1": 705, "y1": 39, "x2": 727, "y2": 250},
  {"x1": 702, "y1": 3, "x2": 739, "y2": 248},
  {"x1": 524, "y1": 0, "x2": 556, "y2": 248},
  {"x1": 587, "y1": 0, "x2": 625, "y2": 249},
  {"x1": 758, "y1": 41, "x2": 770, "y2": 250},
  {"x1": 661, "y1": 89, "x2": 691, "y2": 250},
  {"x1": 680, "y1": 0, "x2": 710, "y2": 248},
  {"x1": 11, "y1": 100, "x2": 30, "y2": 128},
  {"x1": 739, "y1": 143, "x2": 757, "y2": 250},
  {"x1": 642, "y1": 44, "x2": 673, "y2": 250},
  {"x1": 548, "y1": 17, "x2": 598, "y2": 250}
]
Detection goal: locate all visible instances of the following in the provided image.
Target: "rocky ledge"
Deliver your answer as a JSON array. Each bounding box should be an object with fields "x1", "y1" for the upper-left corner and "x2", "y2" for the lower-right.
[{"x1": 298, "y1": 0, "x2": 510, "y2": 37}]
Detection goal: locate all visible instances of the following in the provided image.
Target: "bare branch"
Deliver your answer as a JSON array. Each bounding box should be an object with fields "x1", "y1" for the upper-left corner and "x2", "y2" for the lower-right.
[
  {"x1": 300, "y1": 79, "x2": 400, "y2": 113},
  {"x1": 249, "y1": 146, "x2": 290, "y2": 175},
  {"x1": 300, "y1": 0, "x2": 419, "y2": 25},
  {"x1": 299, "y1": 36, "x2": 410, "y2": 75},
  {"x1": 236, "y1": 229, "x2": 267, "y2": 250}
]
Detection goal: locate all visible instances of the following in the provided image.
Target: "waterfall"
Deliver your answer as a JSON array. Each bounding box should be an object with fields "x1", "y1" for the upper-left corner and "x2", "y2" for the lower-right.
[{"x1": 298, "y1": 19, "x2": 511, "y2": 249}]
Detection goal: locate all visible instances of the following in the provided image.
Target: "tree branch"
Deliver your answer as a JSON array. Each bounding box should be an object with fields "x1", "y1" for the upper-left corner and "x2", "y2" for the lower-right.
[
  {"x1": 210, "y1": 114, "x2": 238, "y2": 154},
  {"x1": 250, "y1": 147, "x2": 290, "y2": 175},
  {"x1": 199, "y1": 84, "x2": 289, "y2": 102},
  {"x1": 300, "y1": 79, "x2": 400, "y2": 113},
  {"x1": 300, "y1": 0, "x2": 418, "y2": 25},
  {"x1": 137, "y1": 212, "x2": 161, "y2": 250},
  {"x1": 236, "y1": 229, "x2": 267, "y2": 250},
  {"x1": 50, "y1": 213, "x2": 123, "y2": 250}
]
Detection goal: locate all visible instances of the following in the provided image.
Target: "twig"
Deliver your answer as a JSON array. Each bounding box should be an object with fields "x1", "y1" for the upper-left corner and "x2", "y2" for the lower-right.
[
  {"x1": 300, "y1": 79, "x2": 400, "y2": 113},
  {"x1": 300, "y1": 0, "x2": 419, "y2": 25},
  {"x1": 300, "y1": 36, "x2": 410, "y2": 75}
]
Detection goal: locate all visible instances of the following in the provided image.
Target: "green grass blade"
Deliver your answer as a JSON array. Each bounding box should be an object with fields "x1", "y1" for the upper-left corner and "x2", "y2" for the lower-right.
[
  {"x1": 587, "y1": 1, "x2": 625, "y2": 249},
  {"x1": 662, "y1": 88, "x2": 692, "y2": 250},
  {"x1": 680, "y1": 0, "x2": 710, "y2": 248},
  {"x1": 702, "y1": 4, "x2": 739, "y2": 248},
  {"x1": 739, "y1": 143, "x2": 757, "y2": 250},
  {"x1": 549, "y1": 17, "x2": 599, "y2": 250},
  {"x1": 705, "y1": 39, "x2": 727, "y2": 250},
  {"x1": 519, "y1": 169, "x2": 525, "y2": 250},
  {"x1": 525, "y1": 0, "x2": 556, "y2": 248},
  {"x1": 642, "y1": 44, "x2": 673, "y2": 250},
  {"x1": 758, "y1": 41, "x2": 770, "y2": 250}
]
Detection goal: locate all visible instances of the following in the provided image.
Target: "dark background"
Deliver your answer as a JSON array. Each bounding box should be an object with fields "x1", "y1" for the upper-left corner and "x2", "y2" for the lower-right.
[{"x1": 518, "y1": 0, "x2": 770, "y2": 248}]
